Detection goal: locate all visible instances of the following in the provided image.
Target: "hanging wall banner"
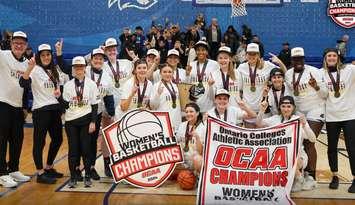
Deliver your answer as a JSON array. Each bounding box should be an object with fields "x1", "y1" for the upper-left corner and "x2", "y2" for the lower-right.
[
  {"x1": 103, "y1": 109, "x2": 183, "y2": 188},
  {"x1": 197, "y1": 116, "x2": 301, "y2": 205},
  {"x1": 327, "y1": 0, "x2": 355, "y2": 28}
]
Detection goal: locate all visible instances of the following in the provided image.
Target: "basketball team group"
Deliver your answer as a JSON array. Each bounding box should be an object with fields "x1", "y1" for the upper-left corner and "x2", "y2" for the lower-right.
[{"x1": 1, "y1": 29, "x2": 355, "y2": 195}]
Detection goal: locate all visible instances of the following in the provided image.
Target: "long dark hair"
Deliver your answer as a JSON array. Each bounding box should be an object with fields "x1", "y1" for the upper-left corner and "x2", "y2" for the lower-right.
[
  {"x1": 35, "y1": 50, "x2": 59, "y2": 83},
  {"x1": 185, "y1": 102, "x2": 203, "y2": 127}
]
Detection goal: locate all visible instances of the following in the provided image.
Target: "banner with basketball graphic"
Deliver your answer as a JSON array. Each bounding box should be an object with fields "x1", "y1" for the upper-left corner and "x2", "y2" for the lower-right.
[
  {"x1": 197, "y1": 116, "x2": 301, "y2": 205},
  {"x1": 102, "y1": 109, "x2": 183, "y2": 188}
]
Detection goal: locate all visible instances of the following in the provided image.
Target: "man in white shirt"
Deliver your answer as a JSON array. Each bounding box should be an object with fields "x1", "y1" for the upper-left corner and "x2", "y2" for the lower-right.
[{"x1": 0, "y1": 31, "x2": 31, "y2": 188}]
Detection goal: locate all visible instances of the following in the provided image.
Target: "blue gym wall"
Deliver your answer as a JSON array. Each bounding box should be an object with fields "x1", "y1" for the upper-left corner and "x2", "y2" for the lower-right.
[{"x1": 0, "y1": 0, "x2": 354, "y2": 59}]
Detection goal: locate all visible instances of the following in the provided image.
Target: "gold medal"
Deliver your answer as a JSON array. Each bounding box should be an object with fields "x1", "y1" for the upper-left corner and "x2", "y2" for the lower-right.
[
  {"x1": 115, "y1": 81, "x2": 120, "y2": 88},
  {"x1": 78, "y1": 101, "x2": 84, "y2": 107},
  {"x1": 334, "y1": 91, "x2": 340, "y2": 98},
  {"x1": 183, "y1": 146, "x2": 189, "y2": 152},
  {"x1": 172, "y1": 101, "x2": 177, "y2": 109},
  {"x1": 137, "y1": 102, "x2": 142, "y2": 108},
  {"x1": 294, "y1": 90, "x2": 299, "y2": 96},
  {"x1": 250, "y1": 86, "x2": 256, "y2": 92}
]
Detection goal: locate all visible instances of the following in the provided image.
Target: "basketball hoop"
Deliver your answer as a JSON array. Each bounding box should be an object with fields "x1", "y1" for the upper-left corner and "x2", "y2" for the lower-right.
[{"x1": 231, "y1": 0, "x2": 247, "y2": 17}]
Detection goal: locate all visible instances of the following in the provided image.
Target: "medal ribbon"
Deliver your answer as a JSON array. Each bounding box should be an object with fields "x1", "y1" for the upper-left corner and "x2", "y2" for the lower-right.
[{"x1": 197, "y1": 60, "x2": 208, "y2": 83}]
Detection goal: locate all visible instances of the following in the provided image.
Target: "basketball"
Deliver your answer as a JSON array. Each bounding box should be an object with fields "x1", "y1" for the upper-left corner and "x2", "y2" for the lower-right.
[
  {"x1": 177, "y1": 170, "x2": 196, "y2": 190},
  {"x1": 117, "y1": 110, "x2": 163, "y2": 143}
]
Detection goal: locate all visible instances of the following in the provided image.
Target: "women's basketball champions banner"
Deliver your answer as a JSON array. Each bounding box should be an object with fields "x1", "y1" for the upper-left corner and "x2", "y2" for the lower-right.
[
  {"x1": 102, "y1": 109, "x2": 183, "y2": 188},
  {"x1": 197, "y1": 116, "x2": 301, "y2": 205}
]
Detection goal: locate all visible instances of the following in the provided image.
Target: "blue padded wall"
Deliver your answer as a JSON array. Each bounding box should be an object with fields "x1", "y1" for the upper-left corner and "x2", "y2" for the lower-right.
[{"x1": 0, "y1": 0, "x2": 354, "y2": 58}]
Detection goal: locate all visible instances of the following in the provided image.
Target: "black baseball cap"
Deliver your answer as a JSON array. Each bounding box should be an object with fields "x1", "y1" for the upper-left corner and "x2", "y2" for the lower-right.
[
  {"x1": 280, "y1": 96, "x2": 295, "y2": 106},
  {"x1": 323, "y1": 48, "x2": 339, "y2": 58},
  {"x1": 270, "y1": 68, "x2": 284, "y2": 78}
]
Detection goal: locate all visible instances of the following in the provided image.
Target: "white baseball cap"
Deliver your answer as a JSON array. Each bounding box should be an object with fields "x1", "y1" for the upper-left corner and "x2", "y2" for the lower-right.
[
  {"x1": 38, "y1": 44, "x2": 51, "y2": 52},
  {"x1": 215, "y1": 88, "x2": 230, "y2": 98},
  {"x1": 246, "y1": 43, "x2": 259, "y2": 53},
  {"x1": 167, "y1": 49, "x2": 180, "y2": 57},
  {"x1": 12, "y1": 31, "x2": 28, "y2": 41},
  {"x1": 104, "y1": 38, "x2": 118, "y2": 47},
  {"x1": 217, "y1": 46, "x2": 232, "y2": 55},
  {"x1": 92, "y1": 48, "x2": 105, "y2": 56},
  {"x1": 291, "y1": 47, "x2": 305, "y2": 57},
  {"x1": 147, "y1": 49, "x2": 159, "y2": 57},
  {"x1": 72, "y1": 56, "x2": 86, "y2": 66},
  {"x1": 194, "y1": 40, "x2": 209, "y2": 49}
]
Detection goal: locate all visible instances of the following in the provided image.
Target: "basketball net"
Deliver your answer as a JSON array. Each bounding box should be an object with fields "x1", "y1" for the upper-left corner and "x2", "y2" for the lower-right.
[{"x1": 231, "y1": 0, "x2": 247, "y2": 17}]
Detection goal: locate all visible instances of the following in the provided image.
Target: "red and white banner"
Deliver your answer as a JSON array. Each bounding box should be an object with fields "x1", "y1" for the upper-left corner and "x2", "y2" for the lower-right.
[
  {"x1": 103, "y1": 109, "x2": 183, "y2": 188},
  {"x1": 197, "y1": 116, "x2": 301, "y2": 205}
]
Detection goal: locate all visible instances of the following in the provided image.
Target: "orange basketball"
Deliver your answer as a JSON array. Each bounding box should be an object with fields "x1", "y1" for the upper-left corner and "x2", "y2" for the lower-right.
[{"x1": 177, "y1": 170, "x2": 196, "y2": 190}]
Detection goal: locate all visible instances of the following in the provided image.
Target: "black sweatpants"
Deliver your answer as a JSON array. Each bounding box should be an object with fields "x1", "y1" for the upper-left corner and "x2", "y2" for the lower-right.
[
  {"x1": 326, "y1": 119, "x2": 355, "y2": 176},
  {"x1": 0, "y1": 102, "x2": 24, "y2": 176},
  {"x1": 89, "y1": 113, "x2": 102, "y2": 167},
  {"x1": 32, "y1": 108, "x2": 63, "y2": 170},
  {"x1": 65, "y1": 114, "x2": 92, "y2": 177}
]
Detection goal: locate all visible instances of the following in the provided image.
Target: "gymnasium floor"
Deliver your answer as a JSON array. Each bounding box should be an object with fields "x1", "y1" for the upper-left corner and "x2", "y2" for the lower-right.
[{"x1": 0, "y1": 123, "x2": 354, "y2": 205}]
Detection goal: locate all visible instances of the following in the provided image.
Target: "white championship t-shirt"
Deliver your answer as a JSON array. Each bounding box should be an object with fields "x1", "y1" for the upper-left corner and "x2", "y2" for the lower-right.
[
  {"x1": 150, "y1": 81, "x2": 182, "y2": 131},
  {"x1": 267, "y1": 85, "x2": 292, "y2": 115},
  {"x1": 115, "y1": 77, "x2": 153, "y2": 120},
  {"x1": 29, "y1": 65, "x2": 60, "y2": 110},
  {"x1": 285, "y1": 65, "x2": 326, "y2": 120},
  {"x1": 211, "y1": 69, "x2": 240, "y2": 108},
  {"x1": 176, "y1": 121, "x2": 206, "y2": 168},
  {"x1": 207, "y1": 106, "x2": 246, "y2": 125},
  {"x1": 103, "y1": 59, "x2": 133, "y2": 106},
  {"x1": 321, "y1": 64, "x2": 355, "y2": 122},
  {"x1": 187, "y1": 59, "x2": 220, "y2": 112},
  {"x1": 63, "y1": 77, "x2": 100, "y2": 121},
  {"x1": 0, "y1": 50, "x2": 28, "y2": 107},
  {"x1": 237, "y1": 61, "x2": 276, "y2": 112},
  {"x1": 86, "y1": 66, "x2": 114, "y2": 114},
  {"x1": 152, "y1": 68, "x2": 187, "y2": 84}
]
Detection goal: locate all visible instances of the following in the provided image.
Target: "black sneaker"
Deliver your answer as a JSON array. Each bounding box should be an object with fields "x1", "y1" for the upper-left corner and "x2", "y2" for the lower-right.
[
  {"x1": 329, "y1": 175, "x2": 339, "y2": 189},
  {"x1": 104, "y1": 163, "x2": 112, "y2": 178},
  {"x1": 37, "y1": 173, "x2": 57, "y2": 184},
  {"x1": 68, "y1": 178, "x2": 77, "y2": 188},
  {"x1": 84, "y1": 175, "x2": 92, "y2": 188},
  {"x1": 348, "y1": 179, "x2": 355, "y2": 193},
  {"x1": 45, "y1": 168, "x2": 63, "y2": 178},
  {"x1": 90, "y1": 168, "x2": 100, "y2": 181},
  {"x1": 74, "y1": 169, "x2": 83, "y2": 182}
]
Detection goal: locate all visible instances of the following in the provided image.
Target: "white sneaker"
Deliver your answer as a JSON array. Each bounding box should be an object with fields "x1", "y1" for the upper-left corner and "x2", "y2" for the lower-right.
[
  {"x1": 292, "y1": 176, "x2": 304, "y2": 192},
  {"x1": 303, "y1": 174, "x2": 317, "y2": 191},
  {"x1": 0, "y1": 175, "x2": 18, "y2": 188},
  {"x1": 9, "y1": 171, "x2": 31, "y2": 182}
]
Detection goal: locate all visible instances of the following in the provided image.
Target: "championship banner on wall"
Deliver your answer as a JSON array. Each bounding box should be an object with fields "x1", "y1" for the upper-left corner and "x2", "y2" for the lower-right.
[
  {"x1": 103, "y1": 109, "x2": 183, "y2": 188},
  {"x1": 197, "y1": 116, "x2": 301, "y2": 205}
]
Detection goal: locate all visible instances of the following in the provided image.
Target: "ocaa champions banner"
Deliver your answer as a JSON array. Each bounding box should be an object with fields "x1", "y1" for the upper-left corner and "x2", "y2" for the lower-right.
[
  {"x1": 103, "y1": 109, "x2": 183, "y2": 188},
  {"x1": 197, "y1": 116, "x2": 301, "y2": 205}
]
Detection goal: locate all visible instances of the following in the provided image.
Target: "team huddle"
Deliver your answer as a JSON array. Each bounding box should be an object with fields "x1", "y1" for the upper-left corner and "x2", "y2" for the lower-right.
[{"x1": 0, "y1": 31, "x2": 354, "y2": 194}]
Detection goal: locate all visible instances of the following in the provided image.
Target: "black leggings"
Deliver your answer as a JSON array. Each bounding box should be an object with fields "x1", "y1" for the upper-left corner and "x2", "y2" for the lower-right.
[
  {"x1": 32, "y1": 109, "x2": 63, "y2": 170},
  {"x1": 65, "y1": 114, "x2": 92, "y2": 177},
  {"x1": 0, "y1": 102, "x2": 24, "y2": 175},
  {"x1": 89, "y1": 113, "x2": 102, "y2": 167},
  {"x1": 326, "y1": 119, "x2": 355, "y2": 176}
]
